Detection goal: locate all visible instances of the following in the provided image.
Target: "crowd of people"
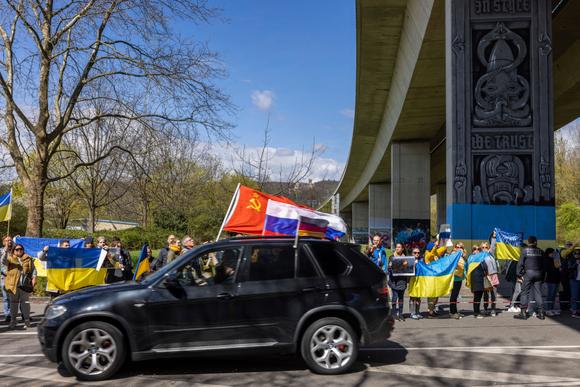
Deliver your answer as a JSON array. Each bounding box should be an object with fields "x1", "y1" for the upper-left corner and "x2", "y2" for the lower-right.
[
  {"x1": 367, "y1": 233, "x2": 580, "y2": 321},
  {"x1": 1, "y1": 230, "x2": 579, "y2": 329}
]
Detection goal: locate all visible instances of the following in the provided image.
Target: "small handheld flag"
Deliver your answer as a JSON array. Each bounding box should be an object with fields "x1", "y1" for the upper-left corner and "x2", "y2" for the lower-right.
[
  {"x1": 133, "y1": 244, "x2": 150, "y2": 280},
  {"x1": 0, "y1": 190, "x2": 12, "y2": 222},
  {"x1": 494, "y1": 228, "x2": 522, "y2": 261}
]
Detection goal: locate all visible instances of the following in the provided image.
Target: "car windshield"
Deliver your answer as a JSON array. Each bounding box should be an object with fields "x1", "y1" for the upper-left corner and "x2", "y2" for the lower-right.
[{"x1": 140, "y1": 244, "x2": 205, "y2": 285}]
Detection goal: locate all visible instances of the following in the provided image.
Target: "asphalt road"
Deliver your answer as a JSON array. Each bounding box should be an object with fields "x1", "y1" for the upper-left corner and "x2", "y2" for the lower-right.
[{"x1": 1, "y1": 298, "x2": 580, "y2": 387}]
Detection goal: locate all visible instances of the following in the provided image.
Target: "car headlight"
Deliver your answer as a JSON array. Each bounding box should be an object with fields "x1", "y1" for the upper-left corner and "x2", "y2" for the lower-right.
[{"x1": 45, "y1": 305, "x2": 67, "y2": 320}]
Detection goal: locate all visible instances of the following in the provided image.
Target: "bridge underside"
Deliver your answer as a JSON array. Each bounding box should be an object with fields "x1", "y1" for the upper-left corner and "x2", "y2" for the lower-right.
[{"x1": 335, "y1": 0, "x2": 580, "y2": 247}]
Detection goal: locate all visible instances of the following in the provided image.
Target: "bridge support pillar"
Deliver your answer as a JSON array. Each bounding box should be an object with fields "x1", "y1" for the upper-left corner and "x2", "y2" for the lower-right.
[
  {"x1": 391, "y1": 142, "x2": 431, "y2": 251},
  {"x1": 351, "y1": 202, "x2": 369, "y2": 244},
  {"x1": 445, "y1": 0, "x2": 555, "y2": 247},
  {"x1": 369, "y1": 184, "x2": 391, "y2": 246},
  {"x1": 436, "y1": 183, "x2": 447, "y2": 230}
]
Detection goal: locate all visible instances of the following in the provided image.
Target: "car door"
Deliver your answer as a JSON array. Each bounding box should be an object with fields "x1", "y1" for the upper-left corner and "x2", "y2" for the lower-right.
[
  {"x1": 234, "y1": 243, "x2": 328, "y2": 344},
  {"x1": 145, "y1": 246, "x2": 245, "y2": 351}
]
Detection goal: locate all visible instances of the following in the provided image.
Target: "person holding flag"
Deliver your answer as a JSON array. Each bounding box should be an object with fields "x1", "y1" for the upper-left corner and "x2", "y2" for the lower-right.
[{"x1": 465, "y1": 246, "x2": 488, "y2": 319}]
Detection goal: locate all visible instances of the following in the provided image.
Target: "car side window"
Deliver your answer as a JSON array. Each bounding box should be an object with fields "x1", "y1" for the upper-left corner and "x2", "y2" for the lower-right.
[
  {"x1": 307, "y1": 243, "x2": 351, "y2": 276},
  {"x1": 297, "y1": 246, "x2": 318, "y2": 278},
  {"x1": 248, "y1": 245, "x2": 296, "y2": 281},
  {"x1": 175, "y1": 247, "x2": 241, "y2": 286}
]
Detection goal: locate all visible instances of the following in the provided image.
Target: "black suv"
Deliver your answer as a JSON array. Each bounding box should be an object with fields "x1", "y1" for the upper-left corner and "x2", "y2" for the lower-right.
[{"x1": 38, "y1": 237, "x2": 393, "y2": 381}]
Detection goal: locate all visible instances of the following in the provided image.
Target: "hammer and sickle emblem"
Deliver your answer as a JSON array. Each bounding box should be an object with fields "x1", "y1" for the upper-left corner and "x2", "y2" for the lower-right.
[{"x1": 247, "y1": 194, "x2": 261, "y2": 212}]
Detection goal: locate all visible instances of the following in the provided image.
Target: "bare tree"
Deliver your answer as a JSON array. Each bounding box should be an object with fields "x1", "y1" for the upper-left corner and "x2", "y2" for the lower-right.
[
  {"x1": 232, "y1": 119, "x2": 323, "y2": 197},
  {"x1": 0, "y1": 0, "x2": 231, "y2": 236}
]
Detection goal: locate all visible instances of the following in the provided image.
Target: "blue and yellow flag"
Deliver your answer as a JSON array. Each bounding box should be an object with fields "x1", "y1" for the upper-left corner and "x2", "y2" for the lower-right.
[
  {"x1": 494, "y1": 228, "x2": 522, "y2": 261},
  {"x1": 133, "y1": 244, "x2": 150, "y2": 280},
  {"x1": 408, "y1": 251, "x2": 462, "y2": 298},
  {"x1": 465, "y1": 252, "x2": 488, "y2": 289},
  {"x1": 47, "y1": 247, "x2": 107, "y2": 292},
  {"x1": 0, "y1": 191, "x2": 12, "y2": 222},
  {"x1": 14, "y1": 236, "x2": 85, "y2": 258}
]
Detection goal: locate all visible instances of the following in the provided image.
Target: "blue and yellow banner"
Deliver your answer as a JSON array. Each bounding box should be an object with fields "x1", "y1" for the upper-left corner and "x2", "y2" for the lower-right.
[
  {"x1": 408, "y1": 251, "x2": 462, "y2": 298},
  {"x1": 465, "y1": 252, "x2": 488, "y2": 289},
  {"x1": 0, "y1": 191, "x2": 12, "y2": 222},
  {"x1": 14, "y1": 236, "x2": 85, "y2": 258},
  {"x1": 47, "y1": 247, "x2": 107, "y2": 292},
  {"x1": 494, "y1": 228, "x2": 522, "y2": 261}
]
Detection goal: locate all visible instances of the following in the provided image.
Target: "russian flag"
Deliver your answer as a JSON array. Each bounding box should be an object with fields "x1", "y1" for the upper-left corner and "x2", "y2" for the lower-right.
[{"x1": 263, "y1": 200, "x2": 346, "y2": 240}]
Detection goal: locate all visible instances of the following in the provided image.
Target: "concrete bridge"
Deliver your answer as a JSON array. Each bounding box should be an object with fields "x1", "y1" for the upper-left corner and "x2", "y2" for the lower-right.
[{"x1": 330, "y1": 0, "x2": 580, "y2": 248}]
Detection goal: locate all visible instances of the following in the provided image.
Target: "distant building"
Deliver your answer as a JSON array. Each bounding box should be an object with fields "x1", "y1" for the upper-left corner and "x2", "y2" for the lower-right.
[{"x1": 67, "y1": 219, "x2": 139, "y2": 232}]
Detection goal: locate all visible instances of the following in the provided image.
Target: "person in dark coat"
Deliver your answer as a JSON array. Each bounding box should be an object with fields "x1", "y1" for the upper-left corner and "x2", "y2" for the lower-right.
[
  {"x1": 151, "y1": 234, "x2": 176, "y2": 271},
  {"x1": 389, "y1": 243, "x2": 409, "y2": 321},
  {"x1": 514, "y1": 236, "x2": 546, "y2": 320},
  {"x1": 543, "y1": 248, "x2": 561, "y2": 316}
]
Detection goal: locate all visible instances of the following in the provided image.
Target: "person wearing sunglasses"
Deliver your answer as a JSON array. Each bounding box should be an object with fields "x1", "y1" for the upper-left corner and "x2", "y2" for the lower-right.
[{"x1": 2, "y1": 244, "x2": 33, "y2": 329}]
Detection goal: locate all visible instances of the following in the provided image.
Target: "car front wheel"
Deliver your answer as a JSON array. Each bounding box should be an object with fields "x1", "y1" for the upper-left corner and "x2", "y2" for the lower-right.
[
  {"x1": 61, "y1": 321, "x2": 126, "y2": 381},
  {"x1": 300, "y1": 317, "x2": 358, "y2": 375}
]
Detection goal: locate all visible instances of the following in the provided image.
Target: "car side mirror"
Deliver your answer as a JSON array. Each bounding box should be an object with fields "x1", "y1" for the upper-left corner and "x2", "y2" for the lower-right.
[{"x1": 164, "y1": 272, "x2": 181, "y2": 289}]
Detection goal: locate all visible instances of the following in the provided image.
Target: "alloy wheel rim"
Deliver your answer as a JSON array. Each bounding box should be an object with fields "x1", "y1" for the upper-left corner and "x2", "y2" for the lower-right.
[
  {"x1": 310, "y1": 324, "x2": 353, "y2": 369},
  {"x1": 68, "y1": 328, "x2": 117, "y2": 375}
]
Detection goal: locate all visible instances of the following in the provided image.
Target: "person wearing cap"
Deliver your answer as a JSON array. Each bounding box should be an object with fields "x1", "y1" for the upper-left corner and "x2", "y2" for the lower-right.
[
  {"x1": 84, "y1": 236, "x2": 95, "y2": 248},
  {"x1": 514, "y1": 236, "x2": 546, "y2": 320}
]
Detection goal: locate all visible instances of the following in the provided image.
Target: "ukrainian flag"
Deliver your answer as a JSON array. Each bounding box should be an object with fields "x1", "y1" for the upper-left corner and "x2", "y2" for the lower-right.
[
  {"x1": 495, "y1": 228, "x2": 522, "y2": 261},
  {"x1": 133, "y1": 244, "x2": 150, "y2": 280},
  {"x1": 47, "y1": 247, "x2": 107, "y2": 292},
  {"x1": 408, "y1": 251, "x2": 462, "y2": 298},
  {"x1": 465, "y1": 252, "x2": 488, "y2": 289},
  {"x1": 0, "y1": 191, "x2": 12, "y2": 222}
]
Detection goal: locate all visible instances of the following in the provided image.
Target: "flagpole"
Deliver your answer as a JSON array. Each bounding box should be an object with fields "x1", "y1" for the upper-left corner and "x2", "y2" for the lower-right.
[
  {"x1": 216, "y1": 183, "x2": 241, "y2": 241},
  {"x1": 293, "y1": 217, "x2": 301, "y2": 249},
  {"x1": 6, "y1": 188, "x2": 12, "y2": 235}
]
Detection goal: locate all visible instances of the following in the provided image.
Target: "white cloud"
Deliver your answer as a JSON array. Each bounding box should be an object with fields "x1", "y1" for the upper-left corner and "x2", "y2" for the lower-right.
[
  {"x1": 340, "y1": 108, "x2": 355, "y2": 119},
  {"x1": 206, "y1": 142, "x2": 344, "y2": 182},
  {"x1": 251, "y1": 90, "x2": 275, "y2": 111}
]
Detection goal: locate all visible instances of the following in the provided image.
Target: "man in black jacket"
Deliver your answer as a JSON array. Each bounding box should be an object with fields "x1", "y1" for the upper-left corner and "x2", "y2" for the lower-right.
[
  {"x1": 151, "y1": 234, "x2": 176, "y2": 271},
  {"x1": 514, "y1": 236, "x2": 546, "y2": 320}
]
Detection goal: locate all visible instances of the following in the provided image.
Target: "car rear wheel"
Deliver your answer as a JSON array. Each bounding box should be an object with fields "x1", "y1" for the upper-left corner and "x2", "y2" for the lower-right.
[
  {"x1": 61, "y1": 321, "x2": 125, "y2": 381},
  {"x1": 300, "y1": 317, "x2": 358, "y2": 374}
]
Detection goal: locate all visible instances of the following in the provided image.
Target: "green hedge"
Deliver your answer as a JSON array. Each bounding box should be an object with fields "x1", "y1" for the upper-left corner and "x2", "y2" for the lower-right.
[{"x1": 43, "y1": 227, "x2": 177, "y2": 250}]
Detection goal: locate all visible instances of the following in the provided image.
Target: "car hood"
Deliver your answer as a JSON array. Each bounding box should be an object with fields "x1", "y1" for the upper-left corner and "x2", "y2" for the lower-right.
[{"x1": 53, "y1": 281, "x2": 142, "y2": 303}]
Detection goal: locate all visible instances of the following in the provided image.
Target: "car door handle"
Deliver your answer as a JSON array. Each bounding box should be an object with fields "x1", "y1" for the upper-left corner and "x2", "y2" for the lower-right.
[
  {"x1": 302, "y1": 287, "x2": 322, "y2": 292},
  {"x1": 217, "y1": 292, "x2": 235, "y2": 300}
]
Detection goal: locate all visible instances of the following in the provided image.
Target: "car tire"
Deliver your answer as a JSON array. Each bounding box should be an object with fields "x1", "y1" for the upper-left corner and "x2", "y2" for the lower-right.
[
  {"x1": 61, "y1": 321, "x2": 126, "y2": 381},
  {"x1": 300, "y1": 317, "x2": 359, "y2": 375}
]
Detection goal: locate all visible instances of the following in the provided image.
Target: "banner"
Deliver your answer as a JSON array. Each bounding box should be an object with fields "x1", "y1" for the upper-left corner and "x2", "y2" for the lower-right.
[
  {"x1": 408, "y1": 251, "x2": 462, "y2": 298},
  {"x1": 494, "y1": 228, "x2": 522, "y2": 261},
  {"x1": 14, "y1": 236, "x2": 85, "y2": 258},
  {"x1": 47, "y1": 247, "x2": 107, "y2": 292}
]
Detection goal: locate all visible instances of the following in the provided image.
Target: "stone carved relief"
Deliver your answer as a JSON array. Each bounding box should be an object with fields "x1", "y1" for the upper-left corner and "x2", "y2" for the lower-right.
[
  {"x1": 473, "y1": 23, "x2": 531, "y2": 127},
  {"x1": 473, "y1": 155, "x2": 533, "y2": 205}
]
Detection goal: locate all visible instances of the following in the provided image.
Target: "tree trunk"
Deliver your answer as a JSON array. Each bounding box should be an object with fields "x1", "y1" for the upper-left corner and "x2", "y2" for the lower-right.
[
  {"x1": 87, "y1": 205, "x2": 96, "y2": 234},
  {"x1": 25, "y1": 181, "x2": 47, "y2": 237}
]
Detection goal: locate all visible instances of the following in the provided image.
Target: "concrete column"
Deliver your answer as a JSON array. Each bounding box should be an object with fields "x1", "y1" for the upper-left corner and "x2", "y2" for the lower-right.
[
  {"x1": 391, "y1": 142, "x2": 431, "y2": 250},
  {"x1": 436, "y1": 183, "x2": 446, "y2": 230},
  {"x1": 368, "y1": 184, "x2": 391, "y2": 242},
  {"x1": 446, "y1": 0, "x2": 555, "y2": 247},
  {"x1": 351, "y1": 202, "x2": 369, "y2": 244},
  {"x1": 340, "y1": 208, "x2": 352, "y2": 238}
]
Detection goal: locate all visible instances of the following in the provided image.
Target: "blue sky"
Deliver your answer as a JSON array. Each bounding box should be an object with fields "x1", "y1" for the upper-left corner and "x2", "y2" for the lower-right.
[{"x1": 176, "y1": 0, "x2": 356, "y2": 180}]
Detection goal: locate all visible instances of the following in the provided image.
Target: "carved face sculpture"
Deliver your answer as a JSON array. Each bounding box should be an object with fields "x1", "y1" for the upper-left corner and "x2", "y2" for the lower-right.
[{"x1": 480, "y1": 155, "x2": 525, "y2": 203}]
